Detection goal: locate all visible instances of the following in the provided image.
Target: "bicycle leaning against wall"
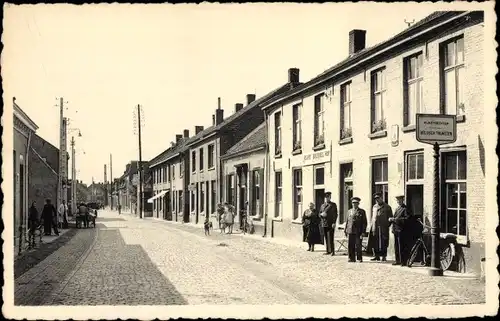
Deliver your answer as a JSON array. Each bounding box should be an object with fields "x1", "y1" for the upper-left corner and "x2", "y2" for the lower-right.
[{"x1": 407, "y1": 218, "x2": 466, "y2": 272}]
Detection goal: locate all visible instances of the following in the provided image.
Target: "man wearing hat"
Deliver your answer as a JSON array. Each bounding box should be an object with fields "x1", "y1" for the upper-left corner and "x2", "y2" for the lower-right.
[
  {"x1": 345, "y1": 197, "x2": 368, "y2": 262},
  {"x1": 368, "y1": 192, "x2": 393, "y2": 261},
  {"x1": 389, "y1": 195, "x2": 412, "y2": 266},
  {"x1": 319, "y1": 191, "x2": 338, "y2": 256}
]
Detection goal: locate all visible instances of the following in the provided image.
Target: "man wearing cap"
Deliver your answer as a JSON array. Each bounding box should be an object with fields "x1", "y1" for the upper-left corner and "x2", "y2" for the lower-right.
[
  {"x1": 319, "y1": 191, "x2": 338, "y2": 256},
  {"x1": 389, "y1": 195, "x2": 412, "y2": 266},
  {"x1": 345, "y1": 197, "x2": 368, "y2": 262},
  {"x1": 368, "y1": 192, "x2": 393, "y2": 261}
]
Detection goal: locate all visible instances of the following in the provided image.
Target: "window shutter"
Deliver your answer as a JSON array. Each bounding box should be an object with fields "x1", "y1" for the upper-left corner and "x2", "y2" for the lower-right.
[
  {"x1": 232, "y1": 172, "x2": 237, "y2": 207},
  {"x1": 248, "y1": 170, "x2": 253, "y2": 216},
  {"x1": 259, "y1": 168, "x2": 264, "y2": 217}
]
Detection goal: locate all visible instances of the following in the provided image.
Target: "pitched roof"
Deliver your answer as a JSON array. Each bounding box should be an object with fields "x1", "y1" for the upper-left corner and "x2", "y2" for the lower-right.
[
  {"x1": 186, "y1": 81, "x2": 296, "y2": 146},
  {"x1": 263, "y1": 11, "x2": 466, "y2": 109},
  {"x1": 222, "y1": 122, "x2": 266, "y2": 159},
  {"x1": 149, "y1": 136, "x2": 194, "y2": 168}
]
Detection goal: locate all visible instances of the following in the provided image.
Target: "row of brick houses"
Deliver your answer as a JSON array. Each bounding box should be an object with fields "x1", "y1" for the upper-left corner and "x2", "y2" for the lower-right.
[{"x1": 146, "y1": 11, "x2": 485, "y2": 274}]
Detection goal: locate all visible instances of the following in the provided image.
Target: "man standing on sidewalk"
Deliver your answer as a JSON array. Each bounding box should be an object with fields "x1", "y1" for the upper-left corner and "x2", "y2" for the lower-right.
[
  {"x1": 345, "y1": 197, "x2": 367, "y2": 263},
  {"x1": 389, "y1": 195, "x2": 412, "y2": 266},
  {"x1": 368, "y1": 193, "x2": 393, "y2": 262},
  {"x1": 58, "y1": 200, "x2": 69, "y2": 229},
  {"x1": 319, "y1": 192, "x2": 338, "y2": 256}
]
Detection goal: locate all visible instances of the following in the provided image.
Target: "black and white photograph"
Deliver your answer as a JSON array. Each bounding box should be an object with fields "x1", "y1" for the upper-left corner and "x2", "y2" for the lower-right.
[{"x1": 2, "y1": 2, "x2": 498, "y2": 319}]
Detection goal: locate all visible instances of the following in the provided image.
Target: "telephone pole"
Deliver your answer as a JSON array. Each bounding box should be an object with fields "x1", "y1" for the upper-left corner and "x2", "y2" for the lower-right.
[
  {"x1": 137, "y1": 104, "x2": 144, "y2": 219},
  {"x1": 71, "y1": 136, "x2": 76, "y2": 214},
  {"x1": 110, "y1": 154, "x2": 114, "y2": 210}
]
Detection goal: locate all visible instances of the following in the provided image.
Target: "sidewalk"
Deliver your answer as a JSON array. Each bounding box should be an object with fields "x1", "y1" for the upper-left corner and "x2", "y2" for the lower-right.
[{"x1": 114, "y1": 210, "x2": 479, "y2": 280}]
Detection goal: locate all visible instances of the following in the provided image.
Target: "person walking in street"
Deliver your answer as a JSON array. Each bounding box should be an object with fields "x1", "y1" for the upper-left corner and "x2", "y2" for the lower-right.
[
  {"x1": 319, "y1": 192, "x2": 338, "y2": 256},
  {"x1": 224, "y1": 203, "x2": 235, "y2": 234},
  {"x1": 58, "y1": 200, "x2": 68, "y2": 229},
  {"x1": 368, "y1": 193, "x2": 393, "y2": 262},
  {"x1": 389, "y1": 195, "x2": 413, "y2": 266},
  {"x1": 302, "y1": 202, "x2": 323, "y2": 252},
  {"x1": 79, "y1": 203, "x2": 89, "y2": 228},
  {"x1": 28, "y1": 201, "x2": 40, "y2": 246},
  {"x1": 217, "y1": 204, "x2": 226, "y2": 234},
  {"x1": 345, "y1": 197, "x2": 367, "y2": 263},
  {"x1": 41, "y1": 199, "x2": 59, "y2": 236}
]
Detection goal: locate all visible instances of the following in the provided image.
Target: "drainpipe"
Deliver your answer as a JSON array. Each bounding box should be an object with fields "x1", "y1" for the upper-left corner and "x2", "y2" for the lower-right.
[
  {"x1": 262, "y1": 112, "x2": 269, "y2": 238},
  {"x1": 20, "y1": 131, "x2": 32, "y2": 254}
]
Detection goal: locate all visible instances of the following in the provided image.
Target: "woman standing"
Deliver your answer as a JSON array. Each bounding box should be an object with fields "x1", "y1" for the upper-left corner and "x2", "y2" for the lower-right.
[
  {"x1": 224, "y1": 203, "x2": 235, "y2": 234},
  {"x1": 41, "y1": 199, "x2": 58, "y2": 236},
  {"x1": 28, "y1": 201, "x2": 40, "y2": 246},
  {"x1": 302, "y1": 202, "x2": 323, "y2": 251}
]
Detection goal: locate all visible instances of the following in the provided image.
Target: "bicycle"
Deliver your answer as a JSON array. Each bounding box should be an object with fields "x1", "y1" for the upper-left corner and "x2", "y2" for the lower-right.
[{"x1": 407, "y1": 219, "x2": 458, "y2": 271}]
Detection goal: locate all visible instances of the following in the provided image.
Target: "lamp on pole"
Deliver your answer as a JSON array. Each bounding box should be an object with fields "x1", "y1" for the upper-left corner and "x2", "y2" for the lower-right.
[{"x1": 68, "y1": 127, "x2": 82, "y2": 215}]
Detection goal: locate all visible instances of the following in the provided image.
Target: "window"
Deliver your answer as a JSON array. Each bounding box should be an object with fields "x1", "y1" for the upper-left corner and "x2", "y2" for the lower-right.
[
  {"x1": 442, "y1": 151, "x2": 467, "y2": 236},
  {"x1": 191, "y1": 190, "x2": 196, "y2": 212},
  {"x1": 199, "y1": 148, "x2": 204, "y2": 171},
  {"x1": 274, "y1": 112, "x2": 282, "y2": 155},
  {"x1": 172, "y1": 164, "x2": 175, "y2": 180},
  {"x1": 404, "y1": 53, "x2": 424, "y2": 126},
  {"x1": 340, "y1": 82, "x2": 352, "y2": 139},
  {"x1": 371, "y1": 68, "x2": 387, "y2": 133},
  {"x1": 179, "y1": 190, "x2": 183, "y2": 212},
  {"x1": 407, "y1": 153, "x2": 424, "y2": 181},
  {"x1": 191, "y1": 151, "x2": 196, "y2": 172},
  {"x1": 208, "y1": 144, "x2": 215, "y2": 169},
  {"x1": 275, "y1": 171, "x2": 282, "y2": 217},
  {"x1": 339, "y1": 163, "x2": 354, "y2": 224},
  {"x1": 441, "y1": 37, "x2": 465, "y2": 116},
  {"x1": 314, "y1": 94, "x2": 325, "y2": 146},
  {"x1": 372, "y1": 158, "x2": 388, "y2": 206},
  {"x1": 313, "y1": 166, "x2": 326, "y2": 210},
  {"x1": 228, "y1": 174, "x2": 234, "y2": 205},
  {"x1": 252, "y1": 170, "x2": 260, "y2": 216},
  {"x1": 292, "y1": 104, "x2": 302, "y2": 150},
  {"x1": 293, "y1": 169, "x2": 303, "y2": 220},
  {"x1": 200, "y1": 182, "x2": 205, "y2": 212},
  {"x1": 167, "y1": 165, "x2": 171, "y2": 182},
  {"x1": 211, "y1": 180, "x2": 216, "y2": 214},
  {"x1": 180, "y1": 160, "x2": 184, "y2": 178}
]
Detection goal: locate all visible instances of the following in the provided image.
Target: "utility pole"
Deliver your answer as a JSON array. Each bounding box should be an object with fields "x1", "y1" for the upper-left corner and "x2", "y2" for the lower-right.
[
  {"x1": 71, "y1": 136, "x2": 76, "y2": 215},
  {"x1": 104, "y1": 164, "x2": 108, "y2": 207},
  {"x1": 110, "y1": 154, "x2": 113, "y2": 210},
  {"x1": 137, "y1": 104, "x2": 144, "y2": 219}
]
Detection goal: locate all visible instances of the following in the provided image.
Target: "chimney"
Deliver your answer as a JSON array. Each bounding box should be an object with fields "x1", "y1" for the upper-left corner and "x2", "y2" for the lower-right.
[
  {"x1": 215, "y1": 97, "x2": 224, "y2": 125},
  {"x1": 246, "y1": 94, "x2": 256, "y2": 105},
  {"x1": 349, "y1": 29, "x2": 366, "y2": 56},
  {"x1": 175, "y1": 134, "x2": 182, "y2": 143},
  {"x1": 288, "y1": 68, "x2": 300, "y2": 84},
  {"x1": 183, "y1": 129, "x2": 189, "y2": 138},
  {"x1": 235, "y1": 103, "x2": 244, "y2": 112},
  {"x1": 195, "y1": 126, "x2": 204, "y2": 135},
  {"x1": 212, "y1": 115, "x2": 215, "y2": 126}
]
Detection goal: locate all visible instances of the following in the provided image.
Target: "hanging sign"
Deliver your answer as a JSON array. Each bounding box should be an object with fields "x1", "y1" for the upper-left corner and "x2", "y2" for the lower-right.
[{"x1": 416, "y1": 114, "x2": 457, "y2": 145}]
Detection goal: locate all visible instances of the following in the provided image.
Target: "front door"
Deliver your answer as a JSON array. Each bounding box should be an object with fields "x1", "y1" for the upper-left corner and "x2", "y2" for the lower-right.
[{"x1": 314, "y1": 188, "x2": 325, "y2": 213}]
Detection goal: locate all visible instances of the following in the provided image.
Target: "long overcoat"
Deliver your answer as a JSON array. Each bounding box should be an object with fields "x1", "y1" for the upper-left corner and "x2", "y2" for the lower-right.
[
  {"x1": 302, "y1": 209, "x2": 323, "y2": 245},
  {"x1": 392, "y1": 204, "x2": 411, "y2": 234},
  {"x1": 345, "y1": 207, "x2": 368, "y2": 235},
  {"x1": 367, "y1": 203, "x2": 393, "y2": 251}
]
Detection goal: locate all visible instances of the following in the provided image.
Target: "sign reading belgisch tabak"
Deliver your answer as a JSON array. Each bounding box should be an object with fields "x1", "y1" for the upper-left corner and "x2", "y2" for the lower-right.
[{"x1": 416, "y1": 113, "x2": 457, "y2": 145}]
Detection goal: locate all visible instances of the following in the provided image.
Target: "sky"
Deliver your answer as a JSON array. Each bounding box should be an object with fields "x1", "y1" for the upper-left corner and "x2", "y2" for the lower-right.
[{"x1": 3, "y1": 3, "x2": 449, "y2": 185}]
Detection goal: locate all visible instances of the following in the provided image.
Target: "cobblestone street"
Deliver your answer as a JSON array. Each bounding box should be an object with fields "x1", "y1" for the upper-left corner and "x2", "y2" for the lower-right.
[{"x1": 14, "y1": 210, "x2": 485, "y2": 306}]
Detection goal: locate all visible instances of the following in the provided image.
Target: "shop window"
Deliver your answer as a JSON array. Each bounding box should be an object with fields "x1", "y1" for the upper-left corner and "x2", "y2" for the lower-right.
[
  {"x1": 441, "y1": 36, "x2": 465, "y2": 116},
  {"x1": 404, "y1": 53, "x2": 424, "y2": 126},
  {"x1": 292, "y1": 103, "x2": 302, "y2": 151},
  {"x1": 441, "y1": 150, "x2": 467, "y2": 236},
  {"x1": 372, "y1": 158, "x2": 388, "y2": 207},
  {"x1": 274, "y1": 112, "x2": 282, "y2": 155},
  {"x1": 314, "y1": 94, "x2": 325, "y2": 146},
  {"x1": 339, "y1": 163, "x2": 353, "y2": 224},
  {"x1": 340, "y1": 82, "x2": 352, "y2": 139},
  {"x1": 293, "y1": 169, "x2": 303, "y2": 220},
  {"x1": 371, "y1": 68, "x2": 387, "y2": 133},
  {"x1": 275, "y1": 171, "x2": 282, "y2": 217},
  {"x1": 314, "y1": 166, "x2": 325, "y2": 210}
]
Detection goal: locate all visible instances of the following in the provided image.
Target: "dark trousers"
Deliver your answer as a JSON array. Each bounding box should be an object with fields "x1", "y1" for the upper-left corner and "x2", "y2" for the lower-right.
[
  {"x1": 51, "y1": 218, "x2": 59, "y2": 235},
  {"x1": 84, "y1": 215, "x2": 89, "y2": 228},
  {"x1": 348, "y1": 234, "x2": 363, "y2": 261},
  {"x1": 394, "y1": 232, "x2": 410, "y2": 264},
  {"x1": 323, "y1": 227, "x2": 335, "y2": 254},
  {"x1": 371, "y1": 232, "x2": 388, "y2": 258}
]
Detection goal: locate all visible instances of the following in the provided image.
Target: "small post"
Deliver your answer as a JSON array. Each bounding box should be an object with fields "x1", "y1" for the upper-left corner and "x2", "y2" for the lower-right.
[{"x1": 428, "y1": 142, "x2": 443, "y2": 276}]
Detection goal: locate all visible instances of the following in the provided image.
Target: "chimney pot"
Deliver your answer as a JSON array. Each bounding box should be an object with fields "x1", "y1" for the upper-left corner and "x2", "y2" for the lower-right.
[
  {"x1": 175, "y1": 134, "x2": 182, "y2": 143},
  {"x1": 246, "y1": 94, "x2": 256, "y2": 105},
  {"x1": 217, "y1": 97, "x2": 221, "y2": 110},
  {"x1": 349, "y1": 29, "x2": 366, "y2": 55},
  {"x1": 183, "y1": 129, "x2": 189, "y2": 138},
  {"x1": 288, "y1": 68, "x2": 300, "y2": 84},
  {"x1": 235, "y1": 103, "x2": 244, "y2": 112},
  {"x1": 195, "y1": 126, "x2": 204, "y2": 135},
  {"x1": 212, "y1": 115, "x2": 215, "y2": 126}
]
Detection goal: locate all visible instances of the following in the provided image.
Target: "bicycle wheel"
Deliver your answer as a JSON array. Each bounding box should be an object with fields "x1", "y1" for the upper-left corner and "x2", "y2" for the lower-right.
[
  {"x1": 407, "y1": 241, "x2": 422, "y2": 268},
  {"x1": 440, "y1": 242, "x2": 455, "y2": 271}
]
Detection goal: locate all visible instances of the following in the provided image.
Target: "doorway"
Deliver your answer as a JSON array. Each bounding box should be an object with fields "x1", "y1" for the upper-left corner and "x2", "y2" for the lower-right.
[
  {"x1": 406, "y1": 184, "x2": 424, "y2": 220},
  {"x1": 314, "y1": 165, "x2": 325, "y2": 211},
  {"x1": 314, "y1": 189, "x2": 325, "y2": 211},
  {"x1": 339, "y1": 163, "x2": 353, "y2": 224}
]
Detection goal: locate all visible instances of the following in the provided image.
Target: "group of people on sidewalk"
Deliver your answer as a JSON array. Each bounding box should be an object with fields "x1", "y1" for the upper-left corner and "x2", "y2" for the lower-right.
[
  {"x1": 302, "y1": 191, "x2": 423, "y2": 265},
  {"x1": 28, "y1": 198, "x2": 69, "y2": 240}
]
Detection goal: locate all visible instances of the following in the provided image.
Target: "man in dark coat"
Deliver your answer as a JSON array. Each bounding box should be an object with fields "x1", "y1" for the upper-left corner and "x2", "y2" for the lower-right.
[
  {"x1": 319, "y1": 191, "x2": 338, "y2": 256},
  {"x1": 389, "y1": 195, "x2": 412, "y2": 266},
  {"x1": 41, "y1": 199, "x2": 59, "y2": 236},
  {"x1": 345, "y1": 197, "x2": 367, "y2": 262},
  {"x1": 368, "y1": 192, "x2": 393, "y2": 261}
]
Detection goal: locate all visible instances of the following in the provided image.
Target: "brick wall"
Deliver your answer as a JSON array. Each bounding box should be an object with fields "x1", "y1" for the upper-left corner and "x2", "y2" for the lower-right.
[{"x1": 28, "y1": 134, "x2": 60, "y2": 216}]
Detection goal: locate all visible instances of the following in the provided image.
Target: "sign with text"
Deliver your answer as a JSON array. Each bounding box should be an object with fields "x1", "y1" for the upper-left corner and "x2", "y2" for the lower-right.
[
  {"x1": 416, "y1": 114, "x2": 457, "y2": 145},
  {"x1": 290, "y1": 148, "x2": 331, "y2": 168}
]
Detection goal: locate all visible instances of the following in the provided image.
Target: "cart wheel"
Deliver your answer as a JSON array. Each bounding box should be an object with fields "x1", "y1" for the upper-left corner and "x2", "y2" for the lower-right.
[{"x1": 440, "y1": 242, "x2": 455, "y2": 271}]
